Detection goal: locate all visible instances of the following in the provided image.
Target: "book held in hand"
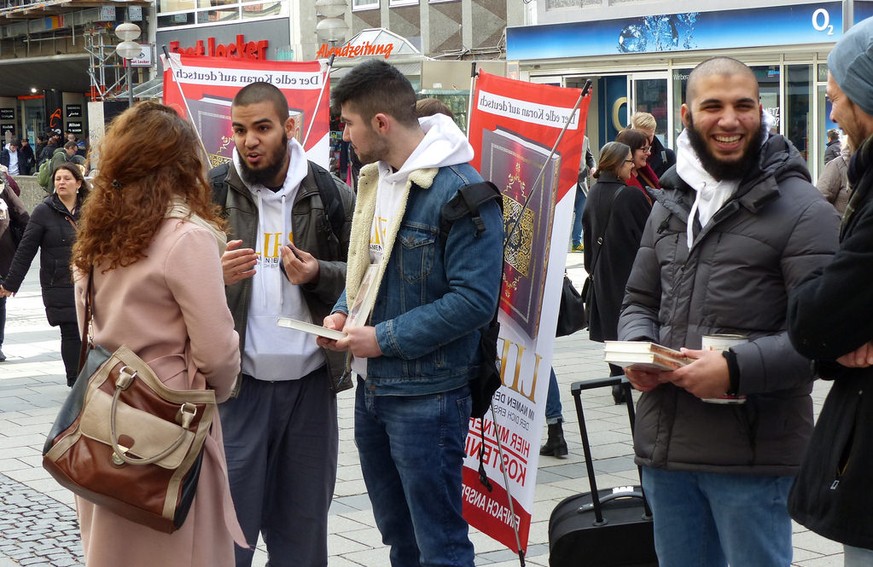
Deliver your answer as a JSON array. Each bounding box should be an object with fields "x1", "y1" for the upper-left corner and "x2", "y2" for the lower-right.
[
  {"x1": 347, "y1": 265, "x2": 380, "y2": 329},
  {"x1": 603, "y1": 341, "x2": 691, "y2": 371},
  {"x1": 277, "y1": 318, "x2": 346, "y2": 341}
]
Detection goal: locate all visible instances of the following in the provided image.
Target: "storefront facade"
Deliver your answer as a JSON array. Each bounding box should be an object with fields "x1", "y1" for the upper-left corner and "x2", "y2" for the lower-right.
[{"x1": 508, "y1": 1, "x2": 873, "y2": 179}]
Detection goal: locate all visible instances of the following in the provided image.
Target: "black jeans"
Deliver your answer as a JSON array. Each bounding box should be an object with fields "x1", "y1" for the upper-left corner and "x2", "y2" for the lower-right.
[{"x1": 58, "y1": 321, "x2": 81, "y2": 386}]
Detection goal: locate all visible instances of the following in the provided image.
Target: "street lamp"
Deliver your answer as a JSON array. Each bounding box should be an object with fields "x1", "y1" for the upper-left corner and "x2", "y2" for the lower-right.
[
  {"x1": 315, "y1": 0, "x2": 349, "y2": 46},
  {"x1": 114, "y1": 22, "x2": 142, "y2": 107}
]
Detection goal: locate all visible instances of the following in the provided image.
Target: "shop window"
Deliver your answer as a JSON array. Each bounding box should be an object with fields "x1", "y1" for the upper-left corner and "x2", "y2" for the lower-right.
[
  {"x1": 159, "y1": 0, "x2": 196, "y2": 13},
  {"x1": 158, "y1": 12, "x2": 196, "y2": 27},
  {"x1": 242, "y1": 1, "x2": 282, "y2": 18},
  {"x1": 786, "y1": 64, "x2": 812, "y2": 165},
  {"x1": 352, "y1": 0, "x2": 379, "y2": 11},
  {"x1": 198, "y1": 7, "x2": 239, "y2": 23},
  {"x1": 752, "y1": 66, "x2": 781, "y2": 134}
]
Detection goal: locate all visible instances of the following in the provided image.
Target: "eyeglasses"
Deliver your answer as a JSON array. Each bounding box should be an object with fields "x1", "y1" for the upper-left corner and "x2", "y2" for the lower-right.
[{"x1": 624, "y1": 159, "x2": 635, "y2": 164}]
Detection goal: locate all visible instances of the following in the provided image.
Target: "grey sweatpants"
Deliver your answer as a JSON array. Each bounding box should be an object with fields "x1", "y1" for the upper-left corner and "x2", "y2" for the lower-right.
[{"x1": 219, "y1": 367, "x2": 338, "y2": 567}]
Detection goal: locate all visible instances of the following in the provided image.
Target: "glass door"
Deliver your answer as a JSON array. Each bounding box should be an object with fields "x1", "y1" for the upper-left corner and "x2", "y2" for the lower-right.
[{"x1": 628, "y1": 72, "x2": 671, "y2": 148}]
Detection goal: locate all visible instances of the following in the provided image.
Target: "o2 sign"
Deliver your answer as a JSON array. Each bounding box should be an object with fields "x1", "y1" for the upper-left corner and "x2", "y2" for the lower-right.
[{"x1": 812, "y1": 8, "x2": 835, "y2": 36}]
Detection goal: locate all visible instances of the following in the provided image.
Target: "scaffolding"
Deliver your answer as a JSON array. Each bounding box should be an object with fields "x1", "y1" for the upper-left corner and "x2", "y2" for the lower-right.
[{"x1": 84, "y1": 26, "x2": 130, "y2": 101}]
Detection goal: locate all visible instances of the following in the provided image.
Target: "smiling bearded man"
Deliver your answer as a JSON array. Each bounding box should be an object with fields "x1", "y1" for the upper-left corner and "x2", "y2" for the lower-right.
[{"x1": 617, "y1": 56, "x2": 839, "y2": 567}]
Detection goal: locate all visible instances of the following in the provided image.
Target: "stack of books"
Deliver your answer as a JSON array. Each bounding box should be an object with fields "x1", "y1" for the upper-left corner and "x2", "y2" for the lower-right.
[{"x1": 603, "y1": 341, "x2": 691, "y2": 371}]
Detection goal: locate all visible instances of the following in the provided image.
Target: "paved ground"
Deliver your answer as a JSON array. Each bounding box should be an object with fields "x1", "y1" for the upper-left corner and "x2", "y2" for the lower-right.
[{"x1": 0, "y1": 253, "x2": 845, "y2": 566}]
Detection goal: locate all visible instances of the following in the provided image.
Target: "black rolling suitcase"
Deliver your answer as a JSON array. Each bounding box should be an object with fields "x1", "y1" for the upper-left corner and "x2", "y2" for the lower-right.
[{"x1": 548, "y1": 376, "x2": 658, "y2": 567}]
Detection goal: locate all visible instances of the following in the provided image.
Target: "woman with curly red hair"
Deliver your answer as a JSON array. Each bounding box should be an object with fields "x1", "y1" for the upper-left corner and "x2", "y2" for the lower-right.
[{"x1": 70, "y1": 101, "x2": 246, "y2": 566}]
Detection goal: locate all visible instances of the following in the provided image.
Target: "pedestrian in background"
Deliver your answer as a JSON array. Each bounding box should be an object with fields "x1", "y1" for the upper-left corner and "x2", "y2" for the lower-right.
[
  {"x1": 816, "y1": 142, "x2": 851, "y2": 214},
  {"x1": 0, "y1": 169, "x2": 29, "y2": 362},
  {"x1": 212, "y1": 81, "x2": 354, "y2": 567},
  {"x1": 631, "y1": 111, "x2": 676, "y2": 178},
  {"x1": 570, "y1": 136, "x2": 595, "y2": 252},
  {"x1": 583, "y1": 141, "x2": 650, "y2": 405},
  {"x1": 323, "y1": 59, "x2": 503, "y2": 567},
  {"x1": 619, "y1": 57, "x2": 838, "y2": 566},
  {"x1": 0, "y1": 163, "x2": 89, "y2": 386},
  {"x1": 616, "y1": 128, "x2": 660, "y2": 192},
  {"x1": 69, "y1": 100, "x2": 244, "y2": 567},
  {"x1": 0, "y1": 139, "x2": 21, "y2": 176},
  {"x1": 824, "y1": 127, "x2": 842, "y2": 164},
  {"x1": 787, "y1": 16, "x2": 873, "y2": 565},
  {"x1": 18, "y1": 138, "x2": 35, "y2": 175}
]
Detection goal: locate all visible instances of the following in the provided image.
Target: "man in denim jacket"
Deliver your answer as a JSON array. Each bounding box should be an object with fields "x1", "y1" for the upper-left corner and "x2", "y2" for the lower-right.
[{"x1": 320, "y1": 60, "x2": 503, "y2": 567}]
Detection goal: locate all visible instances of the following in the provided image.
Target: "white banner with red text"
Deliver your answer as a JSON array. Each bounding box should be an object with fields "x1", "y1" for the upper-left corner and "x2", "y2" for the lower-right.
[
  {"x1": 162, "y1": 53, "x2": 330, "y2": 169},
  {"x1": 463, "y1": 70, "x2": 589, "y2": 554}
]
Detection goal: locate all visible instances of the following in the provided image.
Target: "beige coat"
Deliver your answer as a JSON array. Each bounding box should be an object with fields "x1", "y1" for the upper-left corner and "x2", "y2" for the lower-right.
[{"x1": 73, "y1": 218, "x2": 246, "y2": 567}]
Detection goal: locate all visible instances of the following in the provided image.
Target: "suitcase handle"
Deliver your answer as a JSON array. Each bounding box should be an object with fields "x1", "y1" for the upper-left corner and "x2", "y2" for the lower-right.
[
  {"x1": 575, "y1": 490, "x2": 651, "y2": 517},
  {"x1": 570, "y1": 377, "x2": 653, "y2": 523}
]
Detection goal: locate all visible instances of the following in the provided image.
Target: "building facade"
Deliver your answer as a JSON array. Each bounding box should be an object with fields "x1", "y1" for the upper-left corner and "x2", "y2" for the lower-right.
[{"x1": 508, "y1": 0, "x2": 873, "y2": 179}]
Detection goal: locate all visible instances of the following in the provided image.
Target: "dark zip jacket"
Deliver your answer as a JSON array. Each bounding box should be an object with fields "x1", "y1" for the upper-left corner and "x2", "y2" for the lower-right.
[
  {"x1": 618, "y1": 134, "x2": 839, "y2": 475},
  {"x1": 787, "y1": 134, "x2": 873, "y2": 549},
  {"x1": 4, "y1": 193, "x2": 81, "y2": 326}
]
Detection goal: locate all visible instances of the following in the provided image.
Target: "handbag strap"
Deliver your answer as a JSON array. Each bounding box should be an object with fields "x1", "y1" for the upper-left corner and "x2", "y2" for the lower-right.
[
  {"x1": 76, "y1": 268, "x2": 94, "y2": 374},
  {"x1": 588, "y1": 185, "x2": 626, "y2": 277}
]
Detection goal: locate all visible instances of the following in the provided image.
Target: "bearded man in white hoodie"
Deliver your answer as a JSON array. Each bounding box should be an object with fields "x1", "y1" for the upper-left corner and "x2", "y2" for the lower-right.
[
  {"x1": 617, "y1": 57, "x2": 839, "y2": 566},
  {"x1": 212, "y1": 81, "x2": 355, "y2": 567},
  {"x1": 319, "y1": 60, "x2": 503, "y2": 567}
]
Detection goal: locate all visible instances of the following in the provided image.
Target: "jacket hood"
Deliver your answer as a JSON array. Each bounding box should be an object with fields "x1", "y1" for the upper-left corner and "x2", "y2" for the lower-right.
[{"x1": 379, "y1": 114, "x2": 474, "y2": 185}]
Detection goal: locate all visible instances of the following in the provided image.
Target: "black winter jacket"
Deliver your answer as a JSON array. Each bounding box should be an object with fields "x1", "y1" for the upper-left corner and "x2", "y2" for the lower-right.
[
  {"x1": 618, "y1": 135, "x2": 839, "y2": 475},
  {"x1": 787, "y1": 134, "x2": 873, "y2": 549},
  {"x1": 3, "y1": 194, "x2": 80, "y2": 326},
  {"x1": 582, "y1": 173, "x2": 651, "y2": 343}
]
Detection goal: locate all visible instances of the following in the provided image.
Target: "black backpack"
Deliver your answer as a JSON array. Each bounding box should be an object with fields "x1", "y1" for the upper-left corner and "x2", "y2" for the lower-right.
[
  {"x1": 440, "y1": 181, "x2": 504, "y2": 420},
  {"x1": 440, "y1": 180, "x2": 504, "y2": 492},
  {"x1": 209, "y1": 160, "x2": 345, "y2": 241}
]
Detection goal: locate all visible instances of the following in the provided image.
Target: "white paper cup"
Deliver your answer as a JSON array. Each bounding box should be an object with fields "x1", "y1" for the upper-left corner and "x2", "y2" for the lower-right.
[{"x1": 701, "y1": 334, "x2": 748, "y2": 404}]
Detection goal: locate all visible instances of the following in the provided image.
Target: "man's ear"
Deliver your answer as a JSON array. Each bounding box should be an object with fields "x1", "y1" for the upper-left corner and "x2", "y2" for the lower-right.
[
  {"x1": 372, "y1": 113, "x2": 390, "y2": 134},
  {"x1": 680, "y1": 104, "x2": 690, "y2": 129},
  {"x1": 284, "y1": 115, "x2": 297, "y2": 139}
]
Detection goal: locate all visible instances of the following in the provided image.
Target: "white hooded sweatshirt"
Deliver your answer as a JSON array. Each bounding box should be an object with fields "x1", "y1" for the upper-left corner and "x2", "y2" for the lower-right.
[
  {"x1": 352, "y1": 113, "x2": 475, "y2": 377},
  {"x1": 369, "y1": 113, "x2": 475, "y2": 261},
  {"x1": 677, "y1": 110, "x2": 776, "y2": 250},
  {"x1": 233, "y1": 138, "x2": 323, "y2": 381}
]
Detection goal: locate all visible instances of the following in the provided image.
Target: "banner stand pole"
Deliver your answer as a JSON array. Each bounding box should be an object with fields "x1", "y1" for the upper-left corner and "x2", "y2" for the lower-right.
[
  {"x1": 302, "y1": 55, "x2": 335, "y2": 149},
  {"x1": 488, "y1": 400, "x2": 527, "y2": 566},
  {"x1": 160, "y1": 47, "x2": 210, "y2": 161},
  {"x1": 468, "y1": 78, "x2": 593, "y2": 564}
]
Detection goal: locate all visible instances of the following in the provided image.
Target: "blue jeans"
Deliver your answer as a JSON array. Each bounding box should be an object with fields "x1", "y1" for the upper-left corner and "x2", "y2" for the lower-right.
[
  {"x1": 845, "y1": 545, "x2": 873, "y2": 566},
  {"x1": 572, "y1": 187, "x2": 587, "y2": 246},
  {"x1": 545, "y1": 368, "x2": 563, "y2": 424},
  {"x1": 355, "y1": 379, "x2": 475, "y2": 567},
  {"x1": 642, "y1": 467, "x2": 793, "y2": 567}
]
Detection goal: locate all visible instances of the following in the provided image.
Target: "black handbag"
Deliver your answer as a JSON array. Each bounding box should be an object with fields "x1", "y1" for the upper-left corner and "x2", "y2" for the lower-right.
[{"x1": 556, "y1": 275, "x2": 588, "y2": 337}]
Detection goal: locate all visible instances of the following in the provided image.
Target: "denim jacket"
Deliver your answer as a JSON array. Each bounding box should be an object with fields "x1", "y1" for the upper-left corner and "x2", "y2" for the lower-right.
[{"x1": 335, "y1": 162, "x2": 503, "y2": 396}]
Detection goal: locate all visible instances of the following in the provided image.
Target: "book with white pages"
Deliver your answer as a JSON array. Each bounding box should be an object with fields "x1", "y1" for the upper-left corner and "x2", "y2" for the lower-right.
[
  {"x1": 277, "y1": 317, "x2": 346, "y2": 341},
  {"x1": 347, "y1": 264, "x2": 380, "y2": 329}
]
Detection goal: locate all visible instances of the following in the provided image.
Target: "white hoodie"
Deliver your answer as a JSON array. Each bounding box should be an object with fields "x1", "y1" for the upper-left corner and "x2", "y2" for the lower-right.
[
  {"x1": 677, "y1": 110, "x2": 776, "y2": 250},
  {"x1": 369, "y1": 113, "x2": 475, "y2": 261},
  {"x1": 233, "y1": 138, "x2": 323, "y2": 381},
  {"x1": 353, "y1": 113, "x2": 475, "y2": 377}
]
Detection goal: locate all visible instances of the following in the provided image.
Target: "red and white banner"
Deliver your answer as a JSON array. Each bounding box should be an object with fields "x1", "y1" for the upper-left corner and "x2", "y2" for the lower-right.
[
  {"x1": 162, "y1": 53, "x2": 331, "y2": 169},
  {"x1": 463, "y1": 71, "x2": 589, "y2": 553}
]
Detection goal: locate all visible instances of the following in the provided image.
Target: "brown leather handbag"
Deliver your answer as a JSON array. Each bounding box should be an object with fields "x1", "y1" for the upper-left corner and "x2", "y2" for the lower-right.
[{"x1": 42, "y1": 272, "x2": 216, "y2": 533}]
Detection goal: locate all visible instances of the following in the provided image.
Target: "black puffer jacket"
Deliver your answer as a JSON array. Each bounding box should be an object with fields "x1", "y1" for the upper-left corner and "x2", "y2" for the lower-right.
[
  {"x1": 618, "y1": 135, "x2": 839, "y2": 475},
  {"x1": 3, "y1": 194, "x2": 81, "y2": 326},
  {"x1": 787, "y1": 134, "x2": 873, "y2": 549}
]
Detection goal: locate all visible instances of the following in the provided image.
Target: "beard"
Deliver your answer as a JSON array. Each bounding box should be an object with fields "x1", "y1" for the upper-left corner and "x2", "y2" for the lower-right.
[
  {"x1": 238, "y1": 133, "x2": 289, "y2": 186},
  {"x1": 685, "y1": 112, "x2": 766, "y2": 181}
]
